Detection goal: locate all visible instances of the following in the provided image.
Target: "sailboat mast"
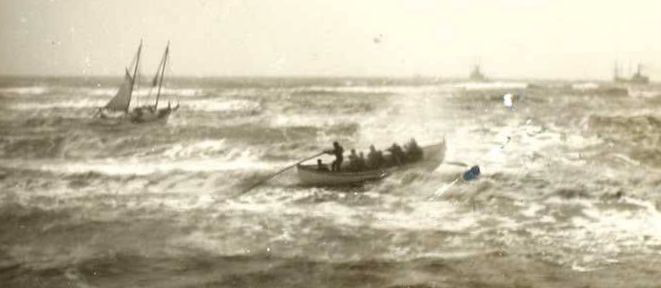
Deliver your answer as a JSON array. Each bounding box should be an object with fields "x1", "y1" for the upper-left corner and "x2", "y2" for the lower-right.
[
  {"x1": 154, "y1": 42, "x2": 169, "y2": 108},
  {"x1": 614, "y1": 61, "x2": 621, "y2": 81},
  {"x1": 128, "y1": 40, "x2": 143, "y2": 112}
]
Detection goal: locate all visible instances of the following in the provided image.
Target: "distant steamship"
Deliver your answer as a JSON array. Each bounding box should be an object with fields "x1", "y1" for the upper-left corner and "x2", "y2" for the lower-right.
[
  {"x1": 469, "y1": 64, "x2": 487, "y2": 82},
  {"x1": 613, "y1": 62, "x2": 650, "y2": 85}
]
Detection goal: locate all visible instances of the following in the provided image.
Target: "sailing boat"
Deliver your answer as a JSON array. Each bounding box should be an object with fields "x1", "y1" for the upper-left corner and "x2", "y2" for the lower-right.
[
  {"x1": 128, "y1": 41, "x2": 178, "y2": 123},
  {"x1": 94, "y1": 41, "x2": 142, "y2": 119},
  {"x1": 95, "y1": 41, "x2": 178, "y2": 122}
]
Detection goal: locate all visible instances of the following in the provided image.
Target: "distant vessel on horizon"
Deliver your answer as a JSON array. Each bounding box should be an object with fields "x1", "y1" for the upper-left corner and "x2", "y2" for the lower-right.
[
  {"x1": 469, "y1": 64, "x2": 488, "y2": 82},
  {"x1": 613, "y1": 62, "x2": 650, "y2": 85},
  {"x1": 95, "y1": 41, "x2": 178, "y2": 123}
]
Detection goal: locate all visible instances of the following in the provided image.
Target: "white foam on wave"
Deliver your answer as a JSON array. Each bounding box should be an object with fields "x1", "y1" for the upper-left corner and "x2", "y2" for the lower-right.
[
  {"x1": 451, "y1": 81, "x2": 528, "y2": 91},
  {"x1": 10, "y1": 99, "x2": 106, "y2": 110},
  {"x1": 523, "y1": 197, "x2": 661, "y2": 271},
  {"x1": 47, "y1": 158, "x2": 272, "y2": 175},
  {"x1": 157, "y1": 88, "x2": 206, "y2": 97},
  {"x1": 0, "y1": 86, "x2": 50, "y2": 95},
  {"x1": 575, "y1": 199, "x2": 661, "y2": 245},
  {"x1": 571, "y1": 82, "x2": 600, "y2": 90},
  {"x1": 357, "y1": 92, "x2": 449, "y2": 147},
  {"x1": 628, "y1": 90, "x2": 659, "y2": 98},
  {"x1": 369, "y1": 200, "x2": 477, "y2": 232},
  {"x1": 2, "y1": 149, "x2": 276, "y2": 176},
  {"x1": 161, "y1": 139, "x2": 228, "y2": 159},
  {"x1": 564, "y1": 201, "x2": 661, "y2": 270},
  {"x1": 81, "y1": 87, "x2": 206, "y2": 98},
  {"x1": 291, "y1": 85, "x2": 449, "y2": 95},
  {"x1": 82, "y1": 87, "x2": 119, "y2": 97},
  {"x1": 198, "y1": 188, "x2": 488, "y2": 262},
  {"x1": 185, "y1": 99, "x2": 261, "y2": 112},
  {"x1": 268, "y1": 113, "x2": 360, "y2": 128},
  {"x1": 449, "y1": 116, "x2": 603, "y2": 174},
  {"x1": 231, "y1": 188, "x2": 477, "y2": 233}
]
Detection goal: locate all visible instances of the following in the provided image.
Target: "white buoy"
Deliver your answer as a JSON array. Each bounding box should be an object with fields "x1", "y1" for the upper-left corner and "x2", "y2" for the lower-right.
[{"x1": 503, "y1": 93, "x2": 513, "y2": 108}]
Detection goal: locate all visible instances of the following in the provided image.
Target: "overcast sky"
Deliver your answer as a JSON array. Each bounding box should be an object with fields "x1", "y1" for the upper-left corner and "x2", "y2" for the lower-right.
[{"x1": 1, "y1": 0, "x2": 660, "y2": 79}]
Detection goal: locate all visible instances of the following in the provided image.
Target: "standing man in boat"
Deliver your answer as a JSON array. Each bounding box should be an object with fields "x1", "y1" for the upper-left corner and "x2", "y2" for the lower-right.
[{"x1": 325, "y1": 141, "x2": 344, "y2": 171}]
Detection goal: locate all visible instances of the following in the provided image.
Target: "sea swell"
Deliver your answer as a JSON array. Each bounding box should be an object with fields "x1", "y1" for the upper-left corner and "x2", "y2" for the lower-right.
[{"x1": 1, "y1": 77, "x2": 661, "y2": 287}]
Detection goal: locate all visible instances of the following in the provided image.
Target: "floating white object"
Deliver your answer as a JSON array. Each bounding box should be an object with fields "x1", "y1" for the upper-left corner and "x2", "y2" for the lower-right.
[{"x1": 503, "y1": 93, "x2": 513, "y2": 108}]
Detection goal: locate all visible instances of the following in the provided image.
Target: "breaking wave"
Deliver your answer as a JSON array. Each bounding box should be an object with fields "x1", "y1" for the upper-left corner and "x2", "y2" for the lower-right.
[
  {"x1": 185, "y1": 99, "x2": 262, "y2": 112},
  {"x1": 0, "y1": 86, "x2": 50, "y2": 95},
  {"x1": 2, "y1": 77, "x2": 661, "y2": 287}
]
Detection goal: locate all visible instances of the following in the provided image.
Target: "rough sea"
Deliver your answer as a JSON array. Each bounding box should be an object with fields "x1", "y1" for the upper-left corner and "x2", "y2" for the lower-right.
[{"x1": 1, "y1": 76, "x2": 660, "y2": 287}]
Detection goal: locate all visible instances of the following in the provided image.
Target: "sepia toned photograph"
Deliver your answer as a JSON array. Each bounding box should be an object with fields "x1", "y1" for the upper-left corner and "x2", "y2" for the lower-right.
[{"x1": 1, "y1": 0, "x2": 660, "y2": 287}]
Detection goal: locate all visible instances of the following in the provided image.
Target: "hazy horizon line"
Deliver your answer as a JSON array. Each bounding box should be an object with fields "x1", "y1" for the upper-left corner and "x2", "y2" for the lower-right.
[{"x1": 0, "y1": 73, "x2": 629, "y2": 83}]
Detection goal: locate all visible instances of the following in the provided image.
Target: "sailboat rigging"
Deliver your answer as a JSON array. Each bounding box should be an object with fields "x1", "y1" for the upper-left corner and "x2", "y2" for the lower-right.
[
  {"x1": 154, "y1": 42, "x2": 169, "y2": 109},
  {"x1": 99, "y1": 41, "x2": 142, "y2": 114},
  {"x1": 95, "y1": 41, "x2": 178, "y2": 123}
]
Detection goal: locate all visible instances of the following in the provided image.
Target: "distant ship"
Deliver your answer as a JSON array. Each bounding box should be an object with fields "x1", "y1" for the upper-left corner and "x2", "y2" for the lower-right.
[
  {"x1": 95, "y1": 41, "x2": 178, "y2": 123},
  {"x1": 469, "y1": 64, "x2": 487, "y2": 82},
  {"x1": 613, "y1": 62, "x2": 650, "y2": 85}
]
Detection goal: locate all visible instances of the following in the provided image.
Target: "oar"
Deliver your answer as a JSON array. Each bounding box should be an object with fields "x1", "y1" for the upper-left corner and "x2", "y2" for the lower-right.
[{"x1": 239, "y1": 151, "x2": 326, "y2": 195}]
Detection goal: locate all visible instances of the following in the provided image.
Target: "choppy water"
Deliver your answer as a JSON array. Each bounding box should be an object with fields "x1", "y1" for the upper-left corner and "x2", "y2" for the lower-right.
[{"x1": 1, "y1": 76, "x2": 661, "y2": 287}]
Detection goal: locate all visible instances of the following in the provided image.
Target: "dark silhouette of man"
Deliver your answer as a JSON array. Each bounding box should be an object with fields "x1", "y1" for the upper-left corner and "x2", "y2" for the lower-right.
[{"x1": 325, "y1": 141, "x2": 344, "y2": 171}]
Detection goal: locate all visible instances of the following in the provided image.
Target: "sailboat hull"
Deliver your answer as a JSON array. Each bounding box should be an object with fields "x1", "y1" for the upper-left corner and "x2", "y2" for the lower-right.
[
  {"x1": 95, "y1": 109, "x2": 126, "y2": 119},
  {"x1": 128, "y1": 106, "x2": 178, "y2": 123},
  {"x1": 95, "y1": 41, "x2": 177, "y2": 124}
]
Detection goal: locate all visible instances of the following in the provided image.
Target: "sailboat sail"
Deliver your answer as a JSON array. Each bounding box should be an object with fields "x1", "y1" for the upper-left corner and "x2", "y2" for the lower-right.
[
  {"x1": 101, "y1": 41, "x2": 142, "y2": 113},
  {"x1": 154, "y1": 43, "x2": 169, "y2": 108},
  {"x1": 151, "y1": 72, "x2": 159, "y2": 87},
  {"x1": 124, "y1": 41, "x2": 178, "y2": 123},
  {"x1": 97, "y1": 41, "x2": 177, "y2": 122},
  {"x1": 105, "y1": 69, "x2": 134, "y2": 112}
]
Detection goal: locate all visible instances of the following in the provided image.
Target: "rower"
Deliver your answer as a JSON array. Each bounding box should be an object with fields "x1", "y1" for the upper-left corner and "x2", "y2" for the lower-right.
[
  {"x1": 405, "y1": 138, "x2": 423, "y2": 162},
  {"x1": 347, "y1": 149, "x2": 360, "y2": 171},
  {"x1": 324, "y1": 141, "x2": 344, "y2": 171},
  {"x1": 387, "y1": 143, "x2": 406, "y2": 165},
  {"x1": 366, "y1": 145, "x2": 384, "y2": 169},
  {"x1": 358, "y1": 152, "x2": 367, "y2": 171}
]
